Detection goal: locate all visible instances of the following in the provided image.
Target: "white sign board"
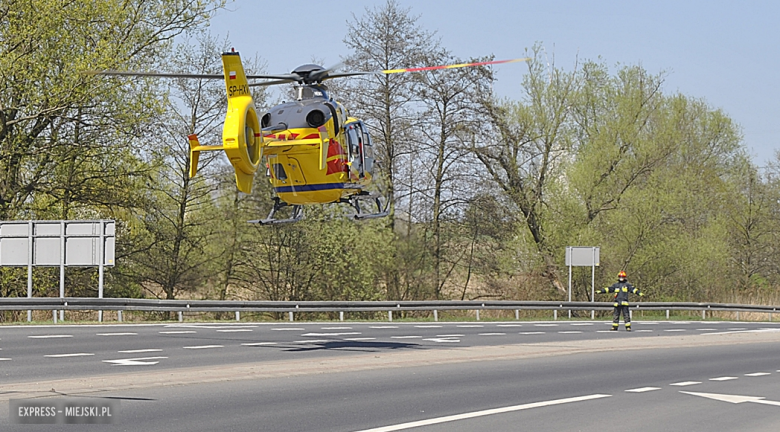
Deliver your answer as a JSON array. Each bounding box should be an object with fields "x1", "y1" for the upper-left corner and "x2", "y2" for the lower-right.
[
  {"x1": 565, "y1": 246, "x2": 600, "y2": 267},
  {"x1": 0, "y1": 220, "x2": 115, "y2": 267}
]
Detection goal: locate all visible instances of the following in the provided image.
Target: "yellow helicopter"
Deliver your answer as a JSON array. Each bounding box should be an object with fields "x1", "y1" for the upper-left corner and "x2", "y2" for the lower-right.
[{"x1": 97, "y1": 50, "x2": 528, "y2": 224}]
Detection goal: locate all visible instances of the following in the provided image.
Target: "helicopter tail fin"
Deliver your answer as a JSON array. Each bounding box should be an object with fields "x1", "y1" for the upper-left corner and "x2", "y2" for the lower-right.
[
  {"x1": 187, "y1": 134, "x2": 224, "y2": 179},
  {"x1": 220, "y1": 51, "x2": 263, "y2": 193}
]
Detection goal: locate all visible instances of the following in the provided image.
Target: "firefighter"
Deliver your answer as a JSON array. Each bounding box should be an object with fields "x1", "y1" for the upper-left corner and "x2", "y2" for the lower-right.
[{"x1": 596, "y1": 271, "x2": 643, "y2": 331}]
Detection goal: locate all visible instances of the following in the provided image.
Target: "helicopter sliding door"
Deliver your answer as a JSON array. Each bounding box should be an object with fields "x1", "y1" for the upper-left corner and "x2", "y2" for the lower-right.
[{"x1": 346, "y1": 121, "x2": 374, "y2": 179}]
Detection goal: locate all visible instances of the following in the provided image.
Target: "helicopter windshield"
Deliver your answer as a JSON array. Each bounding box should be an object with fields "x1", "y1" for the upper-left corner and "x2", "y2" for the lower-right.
[{"x1": 300, "y1": 85, "x2": 328, "y2": 100}]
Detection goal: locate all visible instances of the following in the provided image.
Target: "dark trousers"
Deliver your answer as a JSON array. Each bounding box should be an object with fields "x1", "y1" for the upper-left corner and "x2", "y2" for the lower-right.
[{"x1": 612, "y1": 305, "x2": 631, "y2": 327}]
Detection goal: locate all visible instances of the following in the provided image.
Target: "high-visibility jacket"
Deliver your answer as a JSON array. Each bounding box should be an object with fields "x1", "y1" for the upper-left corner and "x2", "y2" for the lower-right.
[{"x1": 596, "y1": 282, "x2": 643, "y2": 307}]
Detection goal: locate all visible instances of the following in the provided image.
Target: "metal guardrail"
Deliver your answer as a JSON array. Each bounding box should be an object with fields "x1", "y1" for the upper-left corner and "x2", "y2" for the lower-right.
[{"x1": 1, "y1": 298, "x2": 778, "y2": 322}]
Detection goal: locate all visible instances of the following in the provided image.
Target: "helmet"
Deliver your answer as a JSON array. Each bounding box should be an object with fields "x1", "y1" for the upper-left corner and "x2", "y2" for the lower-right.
[{"x1": 617, "y1": 271, "x2": 627, "y2": 281}]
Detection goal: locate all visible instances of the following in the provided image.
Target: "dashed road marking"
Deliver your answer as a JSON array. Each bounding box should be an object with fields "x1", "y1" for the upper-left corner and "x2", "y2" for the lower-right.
[
  {"x1": 292, "y1": 340, "x2": 329, "y2": 344},
  {"x1": 423, "y1": 338, "x2": 460, "y2": 343},
  {"x1": 370, "y1": 326, "x2": 399, "y2": 329},
  {"x1": 216, "y1": 329, "x2": 253, "y2": 333},
  {"x1": 519, "y1": 332, "x2": 545, "y2": 335},
  {"x1": 0, "y1": 358, "x2": 11, "y2": 361},
  {"x1": 569, "y1": 323, "x2": 594, "y2": 326},
  {"x1": 710, "y1": 376, "x2": 738, "y2": 382},
  {"x1": 183, "y1": 345, "x2": 224, "y2": 349},
  {"x1": 103, "y1": 356, "x2": 167, "y2": 366},
  {"x1": 321, "y1": 327, "x2": 353, "y2": 330},
  {"x1": 118, "y1": 349, "x2": 162, "y2": 354},
  {"x1": 497, "y1": 324, "x2": 523, "y2": 327},
  {"x1": 478, "y1": 333, "x2": 506, "y2": 336},
  {"x1": 29, "y1": 335, "x2": 73, "y2": 339},
  {"x1": 96, "y1": 332, "x2": 137, "y2": 336},
  {"x1": 558, "y1": 331, "x2": 582, "y2": 334},
  {"x1": 534, "y1": 324, "x2": 558, "y2": 327},
  {"x1": 635, "y1": 330, "x2": 653, "y2": 333},
  {"x1": 697, "y1": 328, "x2": 718, "y2": 331},
  {"x1": 437, "y1": 334, "x2": 464, "y2": 337},
  {"x1": 271, "y1": 328, "x2": 305, "y2": 331},
  {"x1": 670, "y1": 381, "x2": 701, "y2": 387},
  {"x1": 241, "y1": 342, "x2": 277, "y2": 346},
  {"x1": 390, "y1": 336, "x2": 423, "y2": 339},
  {"x1": 625, "y1": 387, "x2": 661, "y2": 393},
  {"x1": 344, "y1": 338, "x2": 376, "y2": 341},
  {"x1": 159, "y1": 331, "x2": 196, "y2": 334},
  {"x1": 456, "y1": 325, "x2": 484, "y2": 328},
  {"x1": 44, "y1": 353, "x2": 94, "y2": 358},
  {"x1": 664, "y1": 329, "x2": 686, "y2": 332},
  {"x1": 745, "y1": 372, "x2": 771, "y2": 377},
  {"x1": 302, "y1": 332, "x2": 362, "y2": 337},
  {"x1": 414, "y1": 325, "x2": 442, "y2": 328}
]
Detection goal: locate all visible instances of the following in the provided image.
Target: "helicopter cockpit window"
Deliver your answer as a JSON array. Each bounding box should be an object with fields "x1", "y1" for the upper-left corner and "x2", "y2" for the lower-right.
[{"x1": 301, "y1": 86, "x2": 326, "y2": 99}]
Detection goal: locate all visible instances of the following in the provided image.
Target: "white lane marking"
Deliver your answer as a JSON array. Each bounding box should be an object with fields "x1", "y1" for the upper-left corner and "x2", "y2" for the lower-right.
[
  {"x1": 558, "y1": 331, "x2": 583, "y2": 334},
  {"x1": 745, "y1": 372, "x2": 771, "y2": 377},
  {"x1": 664, "y1": 329, "x2": 686, "y2": 332},
  {"x1": 370, "y1": 326, "x2": 399, "y2": 329},
  {"x1": 183, "y1": 345, "x2": 224, "y2": 349},
  {"x1": 625, "y1": 387, "x2": 661, "y2": 393},
  {"x1": 703, "y1": 329, "x2": 780, "y2": 336},
  {"x1": 301, "y1": 332, "x2": 362, "y2": 337},
  {"x1": 96, "y1": 332, "x2": 137, "y2": 336},
  {"x1": 596, "y1": 331, "x2": 619, "y2": 333},
  {"x1": 569, "y1": 323, "x2": 594, "y2": 326},
  {"x1": 29, "y1": 335, "x2": 73, "y2": 339},
  {"x1": 728, "y1": 328, "x2": 747, "y2": 331},
  {"x1": 241, "y1": 342, "x2": 277, "y2": 346},
  {"x1": 635, "y1": 330, "x2": 653, "y2": 333},
  {"x1": 271, "y1": 328, "x2": 305, "y2": 331},
  {"x1": 437, "y1": 334, "x2": 465, "y2": 337},
  {"x1": 456, "y1": 325, "x2": 484, "y2": 328},
  {"x1": 519, "y1": 332, "x2": 545, "y2": 335},
  {"x1": 216, "y1": 329, "x2": 253, "y2": 333},
  {"x1": 696, "y1": 328, "x2": 718, "y2": 331},
  {"x1": 423, "y1": 338, "x2": 460, "y2": 343},
  {"x1": 292, "y1": 340, "x2": 329, "y2": 344},
  {"x1": 478, "y1": 333, "x2": 506, "y2": 336},
  {"x1": 534, "y1": 324, "x2": 558, "y2": 327},
  {"x1": 103, "y1": 356, "x2": 167, "y2": 366},
  {"x1": 159, "y1": 331, "x2": 196, "y2": 334},
  {"x1": 344, "y1": 338, "x2": 376, "y2": 341},
  {"x1": 350, "y1": 394, "x2": 611, "y2": 432},
  {"x1": 321, "y1": 327, "x2": 353, "y2": 330},
  {"x1": 0, "y1": 358, "x2": 11, "y2": 361},
  {"x1": 390, "y1": 336, "x2": 422, "y2": 339},
  {"x1": 414, "y1": 325, "x2": 442, "y2": 328},
  {"x1": 710, "y1": 376, "x2": 738, "y2": 381},
  {"x1": 118, "y1": 349, "x2": 163, "y2": 354},
  {"x1": 497, "y1": 324, "x2": 523, "y2": 327},
  {"x1": 164, "y1": 325, "x2": 257, "y2": 329},
  {"x1": 681, "y1": 391, "x2": 780, "y2": 407},
  {"x1": 44, "y1": 353, "x2": 94, "y2": 358},
  {"x1": 670, "y1": 381, "x2": 701, "y2": 387}
]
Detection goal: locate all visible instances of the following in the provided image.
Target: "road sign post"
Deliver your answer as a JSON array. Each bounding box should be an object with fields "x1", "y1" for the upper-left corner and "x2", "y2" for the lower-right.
[{"x1": 565, "y1": 247, "x2": 600, "y2": 319}]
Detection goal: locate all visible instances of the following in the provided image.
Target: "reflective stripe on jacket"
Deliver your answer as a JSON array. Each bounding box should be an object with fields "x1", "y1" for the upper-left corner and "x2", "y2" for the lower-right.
[{"x1": 596, "y1": 282, "x2": 642, "y2": 307}]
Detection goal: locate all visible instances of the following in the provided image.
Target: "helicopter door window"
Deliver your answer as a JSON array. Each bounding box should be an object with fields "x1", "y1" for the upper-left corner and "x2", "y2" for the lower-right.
[{"x1": 272, "y1": 163, "x2": 287, "y2": 181}]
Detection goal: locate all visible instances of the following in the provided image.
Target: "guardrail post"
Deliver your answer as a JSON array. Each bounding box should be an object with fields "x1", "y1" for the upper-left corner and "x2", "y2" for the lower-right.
[
  {"x1": 702, "y1": 310, "x2": 705, "y2": 320},
  {"x1": 118, "y1": 310, "x2": 123, "y2": 322},
  {"x1": 736, "y1": 311, "x2": 740, "y2": 321},
  {"x1": 666, "y1": 310, "x2": 669, "y2": 320},
  {"x1": 53, "y1": 310, "x2": 57, "y2": 324},
  {"x1": 235, "y1": 311, "x2": 240, "y2": 321},
  {"x1": 178, "y1": 311, "x2": 183, "y2": 322},
  {"x1": 289, "y1": 311, "x2": 294, "y2": 322},
  {"x1": 476, "y1": 309, "x2": 480, "y2": 321},
  {"x1": 433, "y1": 310, "x2": 438, "y2": 322},
  {"x1": 339, "y1": 311, "x2": 344, "y2": 322},
  {"x1": 515, "y1": 309, "x2": 519, "y2": 320},
  {"x1": 99, "y1": 310, "x2": 103, "y2": 323},
  {"x1": 554, "y1": 310, "x2": 557, "y2": 320},
  {"x1": 388, "y1": 310, "x2": 393, "y2": 322}
]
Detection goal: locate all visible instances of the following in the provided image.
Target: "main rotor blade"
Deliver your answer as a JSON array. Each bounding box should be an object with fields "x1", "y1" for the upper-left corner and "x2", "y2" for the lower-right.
[{"x1": 84, "y1": 70, "x2": 300, "y2": 81}]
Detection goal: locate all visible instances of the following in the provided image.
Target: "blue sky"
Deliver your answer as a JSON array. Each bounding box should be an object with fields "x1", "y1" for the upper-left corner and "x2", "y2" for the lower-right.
[{"x1": 208, "y1": 0, "x2": 779, "y2": 166}]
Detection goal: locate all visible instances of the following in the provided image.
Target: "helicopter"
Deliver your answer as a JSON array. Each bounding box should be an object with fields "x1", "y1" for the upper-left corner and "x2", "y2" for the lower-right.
[{"x1": 95, "y1": 50, "x2": 528, "y2": 224}]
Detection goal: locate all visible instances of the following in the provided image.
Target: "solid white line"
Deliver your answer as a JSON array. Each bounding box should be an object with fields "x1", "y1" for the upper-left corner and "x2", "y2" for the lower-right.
[
  {"x1": 350, "y1": 394, "x2": 611, "y2": 432},
  {"x1": 96, "y1": 332, "x2": 137, "y2": 336},
  {"x1": 670, "y1": 381, "x2": 701, "y2": 387},
  {"x1": 159, "y1": 331, "x2": 196, "y2": 334},
  {"x1": 745, "y1": 372, "x2": 771, "y2": 377},
  {"x1": 183, "y1": 345, "x2": 224, "y2": 349},
  {"x1": 625, "y1": 387, "x2": 661, "y2": 393},
  {"x1": 217, "y1": 329, "x2": 253, "y2": 333},
  {"x1": 241, "y1": 342, "x2": 277, "y2": 346},
  {"x1": 118, "y1": 349, "x2": 163, "y2": 353},
  {"x1": 710, "y1": 376, "x2": 738, "y2": 381},
  {"x1": 44, "y1": 353, "x2": 94, "y2": 358},
  {"x1": 29, "y1": 335, "x2": 73, "y2": 339}
]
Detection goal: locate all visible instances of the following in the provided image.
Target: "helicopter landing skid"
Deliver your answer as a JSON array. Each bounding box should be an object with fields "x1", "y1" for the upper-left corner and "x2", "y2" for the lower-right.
[
  {"x1": 346, "y1": 192, "x2": 389, "y2": 220},
  {"x1": 249, "y1": 199, "x2": 304, "y2": 225}
]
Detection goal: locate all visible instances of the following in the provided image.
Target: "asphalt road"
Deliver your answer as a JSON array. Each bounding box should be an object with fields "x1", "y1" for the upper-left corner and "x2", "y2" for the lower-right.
[{"x1": 2, "y1": 319, "x2": 780, "y2": 431}]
